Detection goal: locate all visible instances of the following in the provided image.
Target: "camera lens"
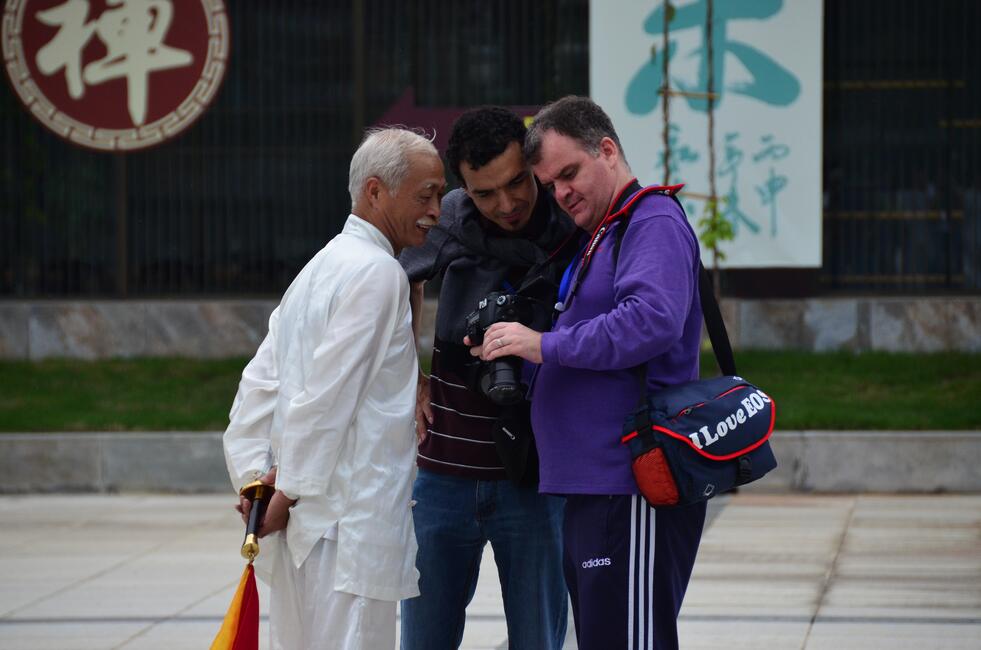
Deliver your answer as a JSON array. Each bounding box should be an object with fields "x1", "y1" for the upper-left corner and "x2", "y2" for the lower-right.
[{"x1": 480, "y1": 358, "x2": 524, "y2": 405}]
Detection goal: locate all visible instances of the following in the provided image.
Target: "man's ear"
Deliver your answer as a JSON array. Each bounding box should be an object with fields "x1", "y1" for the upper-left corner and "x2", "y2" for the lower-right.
[
  {"x1": 364, "y1": 176, "x2": 383, "y2": 206},
  {"x1": 458, "y1": 167, "x2": 473, "y2": 198},
  {"x1": 599, "y1": 137, "x2": 619, "y2": 167}
]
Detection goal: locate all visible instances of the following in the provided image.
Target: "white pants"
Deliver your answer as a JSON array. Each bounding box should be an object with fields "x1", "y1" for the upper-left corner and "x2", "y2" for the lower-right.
[{"x1": 269, "y1": 537, "x2": 395, "y2": 650}]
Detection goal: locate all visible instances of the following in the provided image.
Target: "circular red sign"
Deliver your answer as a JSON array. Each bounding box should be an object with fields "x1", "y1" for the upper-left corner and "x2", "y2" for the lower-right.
[{"x1": 2, "y1": 0, "x2": 229, "y2": 151}]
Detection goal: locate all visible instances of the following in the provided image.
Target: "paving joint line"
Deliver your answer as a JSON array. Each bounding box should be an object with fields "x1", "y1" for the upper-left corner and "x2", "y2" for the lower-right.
[
  {"x1": 800, "y1": 494, "x2": 858, "y2": 649},
  {"x1": 3, "y1": 614, "x2": 979, "y2": 626},
  {"x1": 1, "y1": 503, "x2": 228, "y2": 622},
  {"x1": 0, "y1": 499, "x2": 153, "y2": 620},
  {"x1": 111, "y1": 514, "x2": 243, "y2": 649}
]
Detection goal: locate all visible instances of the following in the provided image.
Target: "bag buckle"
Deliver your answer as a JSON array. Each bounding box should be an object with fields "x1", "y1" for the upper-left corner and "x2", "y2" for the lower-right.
[
  {"x1": 737, "y1": 455, "x2": 753, "y2": 484},
  {"x1": 634, "y1": 408, "x2": 651, "y2": 435}
]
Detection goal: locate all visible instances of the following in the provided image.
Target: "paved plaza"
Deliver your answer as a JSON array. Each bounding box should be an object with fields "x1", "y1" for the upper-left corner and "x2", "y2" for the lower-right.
[{"x1": 1, "y1": 492, "x2": 979, "y2": 649}]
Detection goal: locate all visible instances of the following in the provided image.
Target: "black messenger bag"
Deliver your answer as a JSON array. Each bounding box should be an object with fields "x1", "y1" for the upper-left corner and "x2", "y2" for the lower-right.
[{"x1": 620, "y1": 264, "x2": 778, "y2": 507}]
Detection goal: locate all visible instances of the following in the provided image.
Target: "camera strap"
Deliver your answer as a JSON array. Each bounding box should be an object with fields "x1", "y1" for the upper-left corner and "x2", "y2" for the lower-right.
[{"x1": 555, "y1": 179, "x2": 684, "y2": 313}]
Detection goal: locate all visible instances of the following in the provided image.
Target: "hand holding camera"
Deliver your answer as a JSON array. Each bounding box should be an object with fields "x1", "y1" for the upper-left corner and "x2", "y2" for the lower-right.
[
  {"x1": 463, "y1": 292, "x2": 550, "y2": 405},
  {"x1": 467, "y1": 322, "x2": 543, "y2": 365}
]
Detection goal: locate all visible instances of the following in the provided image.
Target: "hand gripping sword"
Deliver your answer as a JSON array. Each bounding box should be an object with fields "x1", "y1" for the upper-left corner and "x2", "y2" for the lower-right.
[{"x1": 239, "y1": 480, "x2": 273, "y2": 562}]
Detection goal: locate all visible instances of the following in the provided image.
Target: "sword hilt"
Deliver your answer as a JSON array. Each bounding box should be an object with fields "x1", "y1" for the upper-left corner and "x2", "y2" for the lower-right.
[{"x1": 239, "y1": 480, "x2": 273, "y2": 562}]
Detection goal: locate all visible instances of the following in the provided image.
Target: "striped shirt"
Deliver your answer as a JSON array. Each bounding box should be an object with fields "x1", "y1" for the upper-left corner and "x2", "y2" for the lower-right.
[
  {"x1": 418, "y1": 340, "x2": 507, "y2": 479},
  {"x1": 400, "y1": 187, "x2": 577, "y2": 480}
]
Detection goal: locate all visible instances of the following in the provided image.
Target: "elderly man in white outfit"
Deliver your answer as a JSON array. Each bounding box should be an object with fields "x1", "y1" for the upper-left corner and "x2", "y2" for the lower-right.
[{"x1": 223, "y1": 127, "x2": 446, "y2": 650}]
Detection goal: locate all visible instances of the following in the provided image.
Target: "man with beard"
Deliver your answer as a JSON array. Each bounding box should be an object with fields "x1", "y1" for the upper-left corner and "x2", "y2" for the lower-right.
[{"x1": 399, "y1": 107, "x2": 575, "y2": 650}]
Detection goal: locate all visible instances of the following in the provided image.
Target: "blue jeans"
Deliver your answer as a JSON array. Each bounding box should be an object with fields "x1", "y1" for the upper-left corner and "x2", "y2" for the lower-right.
[{"x1": 400, "y1": 468, "x2": 568, "y2": 650}]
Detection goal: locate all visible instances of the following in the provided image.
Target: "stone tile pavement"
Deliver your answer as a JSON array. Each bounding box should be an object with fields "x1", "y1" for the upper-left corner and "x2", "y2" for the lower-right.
[{"x1": 0, "y1": 493, "x2": 978, "y2": 649}]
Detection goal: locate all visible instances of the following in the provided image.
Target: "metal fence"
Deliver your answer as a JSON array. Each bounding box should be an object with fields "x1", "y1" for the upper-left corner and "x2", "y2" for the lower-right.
[
  {"x1": 0, "y1": 0, "x2": 588, "y2": 297},
  {"x1": 1, "y1": 0, "x2": 977, "y2": 297},
  {"x1": 822, "y1": 0, "x2": 980, "y2": 291}
]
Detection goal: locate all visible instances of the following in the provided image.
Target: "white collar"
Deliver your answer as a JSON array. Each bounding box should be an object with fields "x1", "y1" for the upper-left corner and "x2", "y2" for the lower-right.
[{"x1": 343, "y1": 214, "x2": 394, "y2": 257}]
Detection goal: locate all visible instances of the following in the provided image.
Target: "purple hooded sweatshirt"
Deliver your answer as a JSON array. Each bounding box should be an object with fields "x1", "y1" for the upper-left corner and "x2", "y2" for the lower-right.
[{"x1": 532, "y1": 183, "x2": 703, "y2": 495}]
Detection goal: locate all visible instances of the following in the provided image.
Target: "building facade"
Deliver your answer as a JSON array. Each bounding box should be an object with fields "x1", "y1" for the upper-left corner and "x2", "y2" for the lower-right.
[{"x1": 1, "y1": 0, "x2": 978, "y2": 357}]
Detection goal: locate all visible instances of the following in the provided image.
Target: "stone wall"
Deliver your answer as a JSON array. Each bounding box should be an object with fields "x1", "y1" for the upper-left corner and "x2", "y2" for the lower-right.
[
  {"x1": 0, "y1": 300, "x2": 276, "y2": 359},
  {"x1": 724, "y1": 297, "x2": 980, "y2": 352},
  {"x1": 0, "y1": 297, "x2": 977, "y2": 359}
]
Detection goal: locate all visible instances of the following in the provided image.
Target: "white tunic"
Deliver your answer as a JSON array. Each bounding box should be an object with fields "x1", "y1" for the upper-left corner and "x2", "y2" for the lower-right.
[{"x1": 223, "y1": 214, "x2": 420, "y2": 602}]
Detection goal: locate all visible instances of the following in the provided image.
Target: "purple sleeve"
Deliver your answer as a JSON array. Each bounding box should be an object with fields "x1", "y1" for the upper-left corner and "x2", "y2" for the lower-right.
[{"x1": 541, "y1": 213, "x2": 696, "y2": 370}]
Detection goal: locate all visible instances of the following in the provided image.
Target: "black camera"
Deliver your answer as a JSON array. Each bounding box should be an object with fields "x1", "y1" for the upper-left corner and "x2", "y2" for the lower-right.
[{"x1": 464, "y1": 291, "x2": 552, "y2": 405}]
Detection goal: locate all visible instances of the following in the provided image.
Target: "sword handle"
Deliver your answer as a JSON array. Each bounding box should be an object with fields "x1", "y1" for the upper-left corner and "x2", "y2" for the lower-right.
[{"x1": 239, "y1": 480, "x2": 273, "y2": 562}]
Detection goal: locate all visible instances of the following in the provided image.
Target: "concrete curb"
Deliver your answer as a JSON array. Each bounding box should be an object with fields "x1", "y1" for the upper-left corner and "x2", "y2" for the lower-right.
[
  {"x1": 753, "y1": 431, "x2": 981, "y2": 493},
  {"x1": 0, "y1": 430, "x2": 979, "y2": 494},
  {"x1": 0, "y1": 432, "x2": 229, "y2": 493}
]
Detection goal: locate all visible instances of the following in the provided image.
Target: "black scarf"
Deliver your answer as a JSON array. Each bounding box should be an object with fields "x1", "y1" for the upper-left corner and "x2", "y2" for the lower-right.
[{"x1": 432, "y1": 188, "x2": 576, "y2": 345}]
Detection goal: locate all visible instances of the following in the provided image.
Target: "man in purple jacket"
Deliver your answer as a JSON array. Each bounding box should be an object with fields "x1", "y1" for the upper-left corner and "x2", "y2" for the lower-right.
[{"x1": 470, "y1": 96, "x2": 706, "y2": 650}]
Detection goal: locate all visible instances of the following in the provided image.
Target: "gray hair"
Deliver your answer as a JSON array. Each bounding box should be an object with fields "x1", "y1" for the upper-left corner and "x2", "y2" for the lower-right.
[
  {"x1": 524, "y1": 95, "x2": 626, "y2": 168},
  {"x1": 348, "y1": 127, "x2": 438, "y2": 209}
]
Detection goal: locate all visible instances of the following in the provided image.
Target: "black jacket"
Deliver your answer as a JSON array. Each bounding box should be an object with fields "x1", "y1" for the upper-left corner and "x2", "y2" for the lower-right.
[{"x1": 399, "y1": 186, "x2": 577, "y2": 346}]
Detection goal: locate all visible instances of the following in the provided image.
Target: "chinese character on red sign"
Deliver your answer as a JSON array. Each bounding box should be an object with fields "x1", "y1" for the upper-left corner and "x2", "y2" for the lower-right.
[{"x1": 3, "y1": 0, "x2": 229, "y2": 151}]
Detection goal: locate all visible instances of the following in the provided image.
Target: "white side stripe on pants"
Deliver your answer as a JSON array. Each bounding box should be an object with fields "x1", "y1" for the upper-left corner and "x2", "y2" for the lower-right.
[
  {"x1": 647, "y1": 499, "x2": 656, "y2": 650},
  {"x1": 639, "y1": 499, "x2": 647, "y2": 649},
  {"x1": 627, "y1": 495, "x2": 657, "y2": 650},
  {"x1": 627, "y1": 495, "x2": 637, "y2": 650}
]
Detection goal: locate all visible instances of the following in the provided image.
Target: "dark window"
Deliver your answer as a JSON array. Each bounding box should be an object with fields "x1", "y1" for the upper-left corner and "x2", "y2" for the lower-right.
[
  {"x1": 822, "y1": 0, "x2": 981, "y2": 291},
  {"x1": 2, "y1": 0, "x2": 977, "y2": 296}
]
